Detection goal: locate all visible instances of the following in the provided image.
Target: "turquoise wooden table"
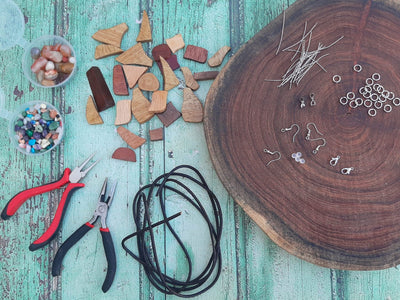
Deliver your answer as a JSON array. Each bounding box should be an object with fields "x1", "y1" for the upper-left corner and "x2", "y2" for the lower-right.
[{"x1": 1, "y1": 0, "x2": 400, "y2": 299}]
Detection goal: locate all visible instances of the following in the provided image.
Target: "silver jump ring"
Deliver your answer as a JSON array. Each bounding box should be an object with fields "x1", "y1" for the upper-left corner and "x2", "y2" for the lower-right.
[
  {"x1": 353, "y1": 64, "x2": 362, "y2": 72},
  {"x1": 384, "y1": 104, "x2": 392, "y2": 113},
  {"x1": 381, "y1": 90, "x2": 390, "y2": 98},
  {"x1": 388, "y1": 92, "x2": 395, "y2": 100},
  {"x1": 393, "y1": 98, "x2": 400, "y2": 106},
  {"x1": 355, "y1": 98, "x2": 363, "y2": 106},
  {"x1": 368, "y1": 108, "x2": 377, "y2": 117},
  {"x1": 372, "y1": 73, "x2": 381, "y2": 81},
  {"x1": 349, "y1": 100, "x2": 358, "y2": 108},
  {"x1": 363, "y1": 99, "x2": 373, "y2": 108},
  {"x1": 365, "y1": 78, "x2": 374, "y2": 86},
  {"x1": 339, "y1": 96, "x2": 348, "y2": 105},
  {"x1": 333, "y1": 75, "x2": 341, "y2": 83},
  {"x1": 374, "y1": 101, "x2": 383, "y2": 109},
  {"x1": 364, "y1": 85, "x2": 372, "y2": 93},
  {"x1": 346, "y1": 92, "x2": 355, "y2": 100},
  {"x1": 370, "y1": 93, "x2": 379, "y2": 101}
]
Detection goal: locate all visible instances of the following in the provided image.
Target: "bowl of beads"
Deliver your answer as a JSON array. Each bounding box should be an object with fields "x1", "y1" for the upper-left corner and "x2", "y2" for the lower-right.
[
  {"x1": 22, "y1": 35, "x2": 76, "y2": 88},
  {"x1": 11, "y1": 101, "x2": 64, "y2": 155}
]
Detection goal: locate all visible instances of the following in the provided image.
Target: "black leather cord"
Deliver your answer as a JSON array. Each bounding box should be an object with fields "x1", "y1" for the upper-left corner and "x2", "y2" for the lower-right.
[{"x1": 121, "y1": 165, "x2": 223, "y2": 298}]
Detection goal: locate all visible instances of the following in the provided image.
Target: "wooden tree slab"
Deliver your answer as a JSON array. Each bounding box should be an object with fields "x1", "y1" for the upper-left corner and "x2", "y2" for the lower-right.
[
  {"x1": 115, "y1": 99, "x2": 132, "y2": 125},
  {"x1": 117, "y1": 127, "x2": 146, "y2": 149},
  {"x1": 92, "y1": 23, "x2": 128, "y2": 48},
  {"x1": 136, "y1": 10, "x2": 152, "y2": 42},
  {"x1": 131, "y1": 87, "x2": 154, "y2": 124},
  {"x1": 204, "y1": 0, "x2": 400, "y2": 271},
  {"x1": 116, "y1": 43, "x2": 153, "y2": 66}
]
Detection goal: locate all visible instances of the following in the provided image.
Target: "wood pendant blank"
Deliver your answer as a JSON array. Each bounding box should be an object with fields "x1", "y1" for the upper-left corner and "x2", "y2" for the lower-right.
[
  {"x1": 182, "y1": 88, "x2": 203, "y2": 122},
  {"x1": 117, "y1": 127, "x2": 146, "y2": 149},
  {"x1": 149, "y1": 90, "x2": 168, "y2": 113},
  {"x1": 136, "y1": 11, "x2": 152, "y2": 42},
  {"x1": 115, "y1": 100, "x2": 132, "y2": 125},
  {"x1": 152, "y1": 44, "x2": 172, "y2": 61},
  {"x1": 122, "y1": 65, "x2": 148, "y2": 88},
  {"x1": 138, "y1": 73, "x2": 159, "y2": 91},
  {"x1": 131, "y1": 87, "x2": 154, "y2": 124},
  {"x1": 149, "y1": 128, "x2": 163, "y2": 141},
  {"x1": 116, "y1": 43, "x2": 153, "y2": 66},
  {"x1": 86, "y1": 95, "x2": 103, "y2": 125},
  {"x1": 92, "y1": 23, "x2": 128, "y2": 48},
  {"x1": 208, "y1": 46, "x2": 231, "y2": 67},
  {"x1": 113, "y1": 65, "x2": 129, "y2": 95},
  {"x1": 181, "y1": 67, "x2": 199, "y2": 91},
  {"x1": 166, "y1": 34, "x2": 185, "y2": 53},
  {"x1": 95, "y1": 44, "x2": 123, "y2": 60},
  {"x1": 160, "y1": 57, "x2": 179, "y2": 91},
  {"x1": 86, "y1": 66, "x2": 115, "y2": 112},
  {"x1": 156, "y1": 102, "x2": 181, "y2": 127},
  {"x1": 183, "y1": 45, "x2": 208, "y2": 63},
  {"x1": 112, "y1": 147, "x2": 136, "y2": 162},
  {"x1": 193, "y1": 71, "x2": 219, "y2": 81}
]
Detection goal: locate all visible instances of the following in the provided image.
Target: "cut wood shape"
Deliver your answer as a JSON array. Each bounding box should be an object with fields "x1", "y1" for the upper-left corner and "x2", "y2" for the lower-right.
[
  {"x1": 136, "y1": 10, "x2": 152, "y2": 42},
  {"x1": 157, "y1": 55, "x2": 180, "y2": 74},
  {"x1": 92, "y1": 23, "x2": 128, "y2": 48},
  {"x1": 149, "y1": 90, "x2": 168, "y2": 113},
  {"x1": 86, "y1": 66, "x2": 115, "y2": 112},
  {"x1": 160, "y1": 57, "x2": 179, "y2": 91},
  {"x1": 183, "y1": 45, "x2": 208, "y2": 63},
  {"x1": 113, "y1": 65, "x2": 129, "y2": 95},
  {"x1": 149, "y1": 128, "x2": 163, "y2": 141},
  {"x1": 115, "y1": 100, "x2": 132, "y2": 125},
  {"x1": 152, "y1": 44, "x2": 172, "y2": 61},
  {"x1": 86, "y1": 95, "x2": 103, "y2": 125},
  {"x1": 95, "y1": 44, "x2": 123, "y2": 60},
  {"x1": 112, "y1": 147, "x2": 136, "y2": 162},
  {"x1": 181, "y1": 67, "x2": 199, "y2": 90},
  {"x1": 131, "y1": 87, "x2": 154, "y2": 123},
  {"x1": 166, "y1": 34, "x2": 185, "y2": 53},
  {"x1": 122, "y1": 65, "x2": 148, "y2": 88},
  {"x1": 138, "y1": 73, "x2": 159, "y2": 91},
  {"x1": 193, "y1": 71, "x2": 219, "y2": 81},
  {"x1": 116, "y1": 43, "x2": 153, "y2": 66},
  {"x1": 156, "y1": 102, "x2": 181, "y2": 127},
  {"x1": 182, "y1": 88, "x2": 203, "y2": 123},
  {"x1": 117, "y1": 126, "x2": 146, "y2": 149},
  {"x1": 208, "y1": 46, "x2": 231, "y2": 67}
]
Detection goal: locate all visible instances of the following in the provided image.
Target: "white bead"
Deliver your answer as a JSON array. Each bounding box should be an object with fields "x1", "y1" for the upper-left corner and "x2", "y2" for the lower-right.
[
  {"x1": 69, "y1": 56, "x2": 76, "y2": 64},
  {"x1": 45, "y1": 61, "x2": 55, "y2": 71}
]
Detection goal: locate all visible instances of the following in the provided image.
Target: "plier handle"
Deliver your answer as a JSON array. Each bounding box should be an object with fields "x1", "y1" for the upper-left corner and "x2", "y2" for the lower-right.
[
  {"x1": 1, "y1": 153, "x2": 99, "y2": 251},
  {"x1": 52, "y1": 178, "x2": 117, "y2": 293}
]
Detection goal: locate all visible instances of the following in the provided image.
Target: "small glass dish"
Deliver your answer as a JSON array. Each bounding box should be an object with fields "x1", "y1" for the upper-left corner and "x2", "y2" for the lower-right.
[
  {"x1": 22, "y1": 35, "x2": 77, "y2": 88},
  {"x1": 9, "y1": 101, "x2": 64, "y2": 155}
]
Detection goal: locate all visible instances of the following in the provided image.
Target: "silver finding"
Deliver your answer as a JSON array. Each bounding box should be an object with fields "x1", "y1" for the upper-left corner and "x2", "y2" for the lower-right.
[
  {"x1": 370, "y1": 93, "x2": 378, "y2": 101},
  {"x1": 363, "y1": 99, "x2": 373, "y2": 108},
  {"x1": 368, "y1": 108, "x2": 377, "y2": 117},
  {"x1": 365, "y1": 78, "x2": 374, "y2": 86},
  {"x1": 305, "y1": 122, "x2": 323, "y2": 140},
  {"x1": 349, "y1": 100, "x2": 358, "y2": 108},
  {"x1": 384, "y1": 104, "x2": 392, "y2": 113},
  {"x1": 310, "y1": 93, "x2": 316, "y2": 106},
  {"x1": 341, "y1": 167, "x2": 354, "y2": 175},
  {"x1": 355, "y1": 98, "x2": 363, "y2": 106},
  {"x1": 372, "y1": 73, "x2": 381, "y2": 81},
  {"x1": 388, "y1": 91, "x2": 395, "y2": 100},
  {"x1": 339, "y1": 96, "x2": 348, "y2": 105},
  {"x1": 374, "y1": 101, "x2": 383, "y2": 109},
  {"x1": 393, "y1": 98, "x2": 400, "y2": 106},
  {"x1": 281, "y1": 123, "x2": 300, "y2": 143},
  {"x1": 299, "y1": 97, "x2": 306, "y2": 109},
  {"x1": 353, "y1": 64, "x2": 362, "y2": 72},
  {"x1": 346, "y1": 92, "x2": 355, "y2": 100},
  {"x1": 364, "y1": 85, "x2": 372, "y2": 93},
  {"x1": 330, "y1": 155, "x2": 340, "y2": 167},
  {"x1": 310, "y1": 137, "x2": 327, "y2": 154},
  {"x1": 332, "y1": 75, "x2": 341, "y2": 83},
  {"x1": 264, "y1": 149, "x2": 281, "y2": 166}
]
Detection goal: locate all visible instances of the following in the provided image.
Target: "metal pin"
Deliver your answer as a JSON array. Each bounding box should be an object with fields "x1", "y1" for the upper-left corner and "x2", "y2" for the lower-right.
[
  {"x1": 330, "y1": 155, "x2": 340, "y2": 166},
  {"x1": 341, "y1": 167, "x2": 354, "y2": 175},
  {"x1": 310, "y1": 93, "x2": 316, "y2": 106},
  {"x1": 281, "y1": 124, "x2": 300, "y2": 143},
  {"x1": 299, "y1": 97, "x2": 306, "y2": 109},
  {"x1": 263, "y1": 148, "x2": 281, "y2": 166}
]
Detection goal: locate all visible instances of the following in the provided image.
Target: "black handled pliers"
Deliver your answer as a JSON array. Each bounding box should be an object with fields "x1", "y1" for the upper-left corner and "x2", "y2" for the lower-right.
[{"x1": 52, "y1": 178, "x2": 117, "y2": 293}]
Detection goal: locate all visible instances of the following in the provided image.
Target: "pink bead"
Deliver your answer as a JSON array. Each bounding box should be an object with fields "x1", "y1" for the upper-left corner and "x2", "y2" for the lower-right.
[
  {"x1": 60, "y1": 44, "x2": 71, "y2": 57},
  {"x1": 31, "y1": 57, "x2": 48, "y2": 73}
]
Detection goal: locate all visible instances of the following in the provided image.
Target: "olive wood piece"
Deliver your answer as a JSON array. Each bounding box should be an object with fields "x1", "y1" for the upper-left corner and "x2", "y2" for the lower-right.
[
  {"x1": 208, "y1": 46, "x2": 231, "y2": 67},
  {"x1": 113, "y1": 65, "x2": 129, "y2": 96},
  {"x1": 138, "y1": 73, "x2": 160, "y2": 91},
  {"x1": 86, "y1": 66, "x2": 115, "y2": 112},
  {"x1": 86, "y1": 95, "x2": 103, "y2": 125},
  {"x1": 114, "y1": 100, "x2": 132, "y2": 125},
  {"x1": 183, "y1": 45, "x2": 208, "y2": 63},
  {"x1": 112, "y1": 147, "x2": 137, "y2": 162},
  {"x1": 149, "y1": 128, "x2": 164, "y2": 141},
  {"x1": 166, "y1": 34, "x2": 185, "y2": 53},
  {"x1": 117, "y1": 126, "x2": 146, "y2": 149},
  {"x1": 193, "y1": 71, "x2": 219, "y2": 81},
  {"x1": 149, "y1": 90, "x2": 168, "y2": 113},
  {"x1": 116, "y1": 43, "x2": 153, "y2": 66},
  {"x1": 122, "y1": 65, "x2": 148, "y2": 88},
  {"x1": 182, "y1": 88, "x2": 203, "y2": 122},
  {"x1": 160, "y1": 57, "x2": 179, "y2": 91},
  {"x1": 204, "y1": 0, "x2": 400, "y2": 271},
  {"x1": 156, "y1": 102, "x2": 181, "y2": 127},
  {"x1": 131, "y1": 87, "x2": 154, "y2": 124},
  {"x1": 92, "y1": 23, "x2": 128, "y2": 48},
  {"x1": 181, "y1": 67, "x2": 199, "y2": 91},
  {"x1": 136, "y1": 10, "x2": 152, "y2": 42},
  {"x1": 95, "y1": 44, "x2": 123, "y2": 60}
]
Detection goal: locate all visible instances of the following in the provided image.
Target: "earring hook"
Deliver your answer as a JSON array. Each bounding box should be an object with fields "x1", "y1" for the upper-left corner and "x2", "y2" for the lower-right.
[
  {"x1": 263, "y1": 148, "x2": 281, "y2": 166},
  {"x1": 280, "y1": 123, "x2": 300, "y2": 143}
]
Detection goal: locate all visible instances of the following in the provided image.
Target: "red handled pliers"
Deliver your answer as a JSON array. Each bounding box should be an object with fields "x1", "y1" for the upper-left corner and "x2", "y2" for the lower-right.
[
  {"x1": 1, "y1": 153, "x2": 99, "y2": 251},
  {"x1": 52, "y1": 178, "x2": 117, "y2": 293}
]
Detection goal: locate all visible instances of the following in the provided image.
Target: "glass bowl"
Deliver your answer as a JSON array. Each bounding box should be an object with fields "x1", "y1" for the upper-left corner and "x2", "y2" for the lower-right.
[
  {"x1": 10, "y1": 101, "x2": 64, "y2": 155},
  {"x1": 22, "y1": 35, "x2": 77, "y2": 88}
]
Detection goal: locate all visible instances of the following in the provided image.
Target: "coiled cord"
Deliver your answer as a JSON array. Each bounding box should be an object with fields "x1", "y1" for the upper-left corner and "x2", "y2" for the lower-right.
[{"x1": 121, "y1": 165, "x2": 223, "y2": 298}]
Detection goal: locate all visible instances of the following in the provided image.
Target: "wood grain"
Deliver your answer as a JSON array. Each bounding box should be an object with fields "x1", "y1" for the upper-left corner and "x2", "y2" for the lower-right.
[{"x1": 204, "y1": 0, "x2": 400, "y2": 270}]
